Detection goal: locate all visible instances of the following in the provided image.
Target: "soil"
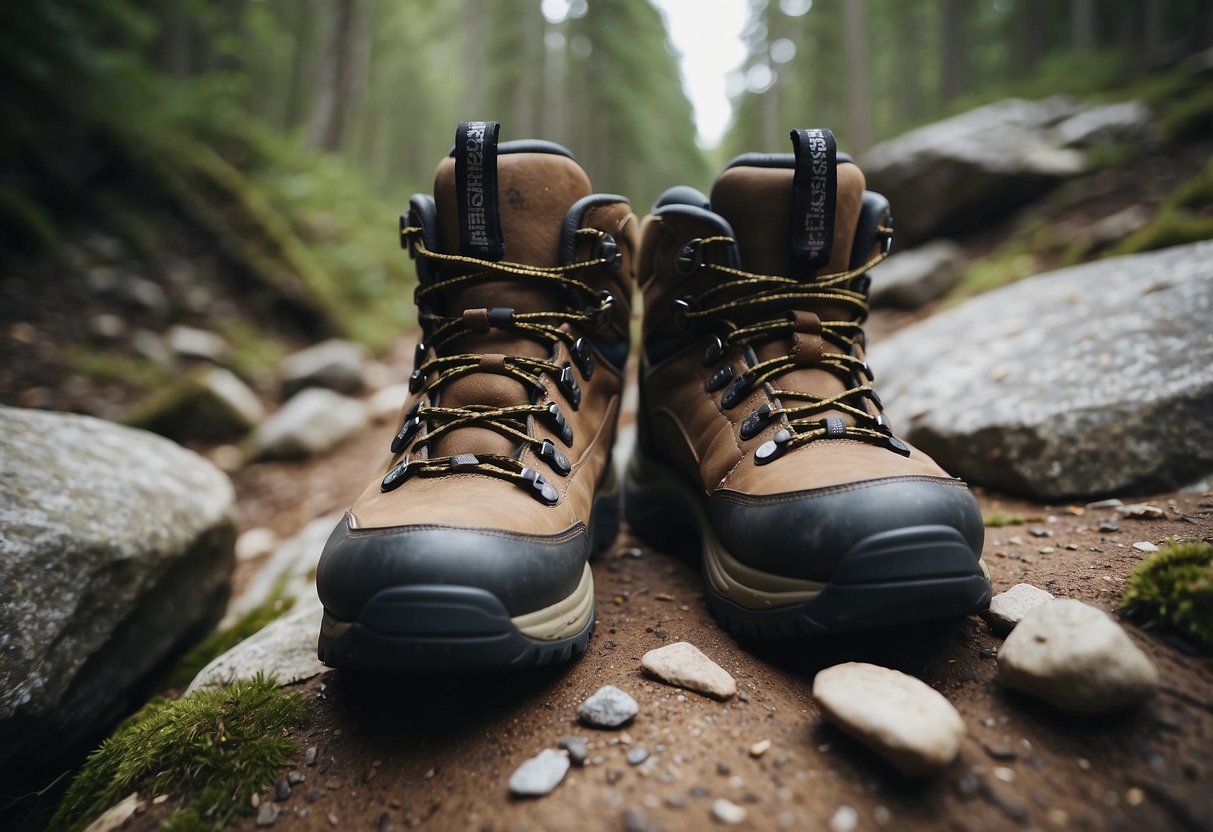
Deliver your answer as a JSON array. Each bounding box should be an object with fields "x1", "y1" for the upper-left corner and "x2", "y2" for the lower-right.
[{"x1": 187, "y1": 322, "x2": 1213, "y2": 832}]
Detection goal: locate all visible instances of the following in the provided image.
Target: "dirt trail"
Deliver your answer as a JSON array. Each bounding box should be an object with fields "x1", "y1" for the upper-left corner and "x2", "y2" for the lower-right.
[{"x1": 212, "y1": 321, "x2": 1213, "y2": 832}]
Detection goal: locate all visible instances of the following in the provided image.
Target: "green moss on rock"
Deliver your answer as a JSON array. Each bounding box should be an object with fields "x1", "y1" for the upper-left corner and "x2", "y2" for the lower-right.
[
  {"x1": 1121, "y1": 540, "x2": 1213, "y2": 652},
  {"x1": 50, "y1": 675, "x2": 307, "y2": 832}
]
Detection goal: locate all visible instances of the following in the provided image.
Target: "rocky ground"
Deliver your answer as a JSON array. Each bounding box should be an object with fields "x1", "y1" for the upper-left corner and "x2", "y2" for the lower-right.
[{"x1": 102, "y1": 318, "x2": 1208, "y2": 832}]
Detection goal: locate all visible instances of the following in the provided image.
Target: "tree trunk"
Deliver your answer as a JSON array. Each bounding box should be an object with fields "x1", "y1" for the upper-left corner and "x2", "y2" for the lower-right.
[
  {"x1": 309, "y1": 0, "x2": 362, "y2": 152},
  {"x1": 1071, "y1": 0, "x2": 1095, "y2": 49},
  {"x1": 844, "y1": 0, "x2": 871, "y2": 153},
  {"x1": 940, "y1": 0, "x2": 967, "y2": 103}
]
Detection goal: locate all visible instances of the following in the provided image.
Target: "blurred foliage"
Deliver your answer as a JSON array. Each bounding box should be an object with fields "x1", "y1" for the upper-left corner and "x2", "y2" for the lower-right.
[
  {"x1": 983, "y1": 511, "x2": 1029, "y2": 527},
  {"x1": 1121, "y1": 540, "x2": 1213, "y2": 653},
  {"x1": 49, "y1": 674, "x2": 307, "y2": 832}
]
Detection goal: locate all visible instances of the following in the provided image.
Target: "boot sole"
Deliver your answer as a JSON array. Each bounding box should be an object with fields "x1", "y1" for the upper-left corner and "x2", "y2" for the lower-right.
[
  {"x1": 623, "y1": 452, "x2": 991, "y2": 639},
  {"x1": 317, "y1": 465, "x2": 620, "y2": 673}
]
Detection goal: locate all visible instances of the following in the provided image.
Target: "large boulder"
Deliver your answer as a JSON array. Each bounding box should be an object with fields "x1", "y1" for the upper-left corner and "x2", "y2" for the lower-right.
[
  {"x1": 128, "y1": 366, "x2": 265, "y2": 443},
  {"x1": 863, "y1": 97, "x2": 1086, "y2": 245},
  {"x1": 0, "y1": 406, "x2": 236, "y2": 782},
  {"x1": 869, "y1": 240, "x2": 967, "y2": 309},
  {"x1": 870, "y1": 241, "x2": 1213, "y2": 499}
]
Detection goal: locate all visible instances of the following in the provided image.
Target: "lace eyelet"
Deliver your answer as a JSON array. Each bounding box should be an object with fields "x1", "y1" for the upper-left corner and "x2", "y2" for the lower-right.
[
  {"x1": 381, "y1": 459, "x2": 415, "y2": 492},
  {"x1": 597, "y1": 233, "x2": 622, "y2": 271},
  {"x1": 556, "y1": 364, "x2": 582, "y2": 410},
  {"x1": 545, "y1": 402, "x2": 574, "y2": 446},
  {"x1": 720, "y1": 372, "x2": 754, "y2": 410},
  {"x1": 572, "y1": 337, "x2": 594, "y2": 380},
  {"x1": 705, "y1": 362, "x2": 734, "y2": 393},
  {"x1": 390, "y1": 411, "x2": 424, "y2": 453},
  {"x1": 520, "y1": 466, "x2": 560, "y2": 505},
  {"x1": 673, "y1": 296, "x2": 697, "y2": 333},
  {"x1": 408, "y1": 368, "x2": 426, "y2": 393},
  {"x1": 740, "y1": 404, "x2": 772, "y2": 440},
  {"x1": 754, "y1": 428, "x2": 791, "y2": 465},
  {"x1": 701, "y1": 335, "x2": 725, "y2": 367},
  {"x1": 885, "y1": 435, "x2": 911, "y2": 457},
  {"x1": 592, "y1": 290, "x2": 615, "y2": 331},
  {"x1": 675, "y1": 238, "x2": 703, "y2": 276},
  {"x1": 413, "y1": 341, "x2": 427, "y2": 369},
  {"x1": 537, "y1": 438, "x2": 571, "y2": 476}
]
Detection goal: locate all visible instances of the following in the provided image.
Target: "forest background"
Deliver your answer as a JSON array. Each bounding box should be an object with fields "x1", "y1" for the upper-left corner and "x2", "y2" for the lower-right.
[{"x1": 2, "y1": 0, "x2": 1211, "y2": 395}]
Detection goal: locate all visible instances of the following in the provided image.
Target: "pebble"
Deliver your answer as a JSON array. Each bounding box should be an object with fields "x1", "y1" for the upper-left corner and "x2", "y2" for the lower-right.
[
  {"x1": 606, "y1": 769, "x2": 624, "y2": 785},
  {"x1": 749, "y1": 739, "x2": 771, "y2": 758},
  {"x1": 998, "y1": 599, "x2": 1158, "y2": 713},
  {"x1": 508, "y1": 749, "x2": 570, "y2": 797},
  {"x1": 275, "y1": 777, "x2": 291, "y2": 801},
  {"x1": 641, "y1": 641, "x2": 736, "y2": 700},
  {"x1": 626, "y1": 745, "x2": 649, "y2": 765},
  {"x1": 235, "y1": 527, "x2": 278, "y2": 562},
  {"x1": 711, "y1": 798, "x2": 748, "y2": 825},
  {"x1": 1133, "y1": 541, "x2": 1160, "y2": 552},
  {"x1": 255, "y1": 801, "x2": 280, "y2": 827},
  {"x1": 558, "y1": 735, "x2": 589, "y2": 766},
  {"x1": 287, "y1": 770, "x2": 305, "y2": 784},
  {"x1": 1028, "y1": 527, "x2": 1051, "y2": 538},
  {"x1": 1119, "y1": 503, "x2": 1165, "y2": 519},
  {"x1": 980, "y1": 583, "x2": 1055, "y2": 635},
  {"x1": 1098, "y1": 520, "x2": 1121, "y2": 533},
  {"x1": 305, "y1": 746, "x2": 318, "y2": 766},
  {"x1": 830, "y1": 805, "x2": 859, "y2": 832},
  {"x1": 1086, "y1": 498, "x2": 1124, "y2": 509},
  {"x1": 579, "y1": 685, "x2": 639, "y2": 728},
  {"x1": 621, "y1": 808, "x2": 654, "y2": 832},
  {"x1": 813, "y1": 662, "x2": 965, "y2": 776}
]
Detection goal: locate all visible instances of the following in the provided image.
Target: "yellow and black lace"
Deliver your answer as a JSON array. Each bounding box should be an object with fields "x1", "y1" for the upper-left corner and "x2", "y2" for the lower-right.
[
  {"x1": 673, "y1": 232, "x2": 907, "y2": 464},
  {"x1": 380, "y1": 227, "x2": 619, "y2": 504}
]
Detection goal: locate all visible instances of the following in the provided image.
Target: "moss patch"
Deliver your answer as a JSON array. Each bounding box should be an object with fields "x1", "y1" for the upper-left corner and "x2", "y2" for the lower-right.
[
  {"x1": 1120, "y1": 540, "x2": 1213, "y2": 653},
  {"x1": 983, "y1": 511, "x2": 1029, "y2": 528},
  {"x1": 50, "y1": 675, "x2": 307, "y2": 832}
]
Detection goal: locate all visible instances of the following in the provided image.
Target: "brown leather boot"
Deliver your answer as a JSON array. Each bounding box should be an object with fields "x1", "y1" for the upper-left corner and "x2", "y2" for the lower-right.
[
  {"x1": 317, "y1": 122, "x2": 636, "y2": 671},
  {"x1": 626, "y1": 129, "x2": 989, "y2": 638}
]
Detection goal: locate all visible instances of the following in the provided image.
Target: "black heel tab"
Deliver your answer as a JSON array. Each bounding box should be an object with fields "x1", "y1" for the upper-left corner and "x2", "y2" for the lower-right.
[{"x1": 453, "y1": 121, "x2": 505, "y2": 261}]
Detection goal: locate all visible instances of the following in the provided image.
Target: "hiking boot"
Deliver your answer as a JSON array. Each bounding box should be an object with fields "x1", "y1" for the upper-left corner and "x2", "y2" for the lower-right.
[
  {"x1": 625, "y1": 128, "x2": 990, "y2": 638},
  {"x1": 317, "y1": 122, "x2": 635, "y2": 671}
]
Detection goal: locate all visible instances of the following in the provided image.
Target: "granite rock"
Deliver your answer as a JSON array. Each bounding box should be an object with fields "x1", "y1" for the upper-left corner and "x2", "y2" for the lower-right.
[
  {"x1": 0, "y1": 406, "x2": 236, "y2": 780},
  {"x1": 981, "y1": 583, "x2": 1055, "y2": 636},
  {"x1": 280, "y1": 339, "x2": 367, "y2": 397},
  {"x1": 869, "y1": 240, "x2": 966, "y2": 309},
  {"x1": 870, "y1": 241, "x2": 1213, "y2": 498},
  {"x1": 254, "y1": 388, "x2": 367, "y2": 459}
]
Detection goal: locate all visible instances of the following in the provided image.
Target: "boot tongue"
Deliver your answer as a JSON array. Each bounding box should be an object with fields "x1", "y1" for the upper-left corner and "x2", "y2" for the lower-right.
[
  {"x1": 708, "y1": 130, "x2": 870, "y2": 428},
  {"x1": 427, "y1": 129, "x2": 593, "y2": 459}
]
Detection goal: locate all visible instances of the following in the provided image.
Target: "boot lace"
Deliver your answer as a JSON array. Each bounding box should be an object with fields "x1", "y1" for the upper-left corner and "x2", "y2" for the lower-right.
[
  {"x1": 381, "y1": 226, "x2": 619, "y2": 503},
  {"x1": 674, "y1": 231, "x2": 906, "y2": 464}
]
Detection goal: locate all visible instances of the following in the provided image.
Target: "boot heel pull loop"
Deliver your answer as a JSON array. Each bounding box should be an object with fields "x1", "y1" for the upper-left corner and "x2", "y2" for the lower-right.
[
  {"x1": 454, "y1": 121, "x2": 505, "y2": 261},
  {"x1": 789, "y1": 128, "x2": 837, "y2": 277}
]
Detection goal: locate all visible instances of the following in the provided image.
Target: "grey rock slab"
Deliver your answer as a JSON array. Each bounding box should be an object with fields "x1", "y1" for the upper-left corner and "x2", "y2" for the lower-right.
[
  {"x1": 254, "y1": 388, "x2": 367, "y2": 459},
  {"x1": 558, "y1": 735, "x2": 589, "y2": 766},
  {"x1": 641, "y1": 641, "x2": 736, "y2": 700},
  {"x1": 863, "y1": 96, "x2": 1086, "y2": 244},
  {"x1": 280, "y1": 339, "x2": 367, "y2": 397},
  {"x1": 166, "y1": 325, "x2": 230, "y2": 364},
  {"x1": 870, "y1": 241, "x2": 1213, "y2": 499},
  {"x1": 508, "y1": 748, "x2": 570, "y2": 797},
  {"x1": 869, "y1": 240, "x2": 967, "y2": 309},
  {"x1": 1052, "y1": 101, "x2": 1152, "y2": 148},
  {"x1": 129, "y1": 366, "x2": 264, "y2": 443},
  {"x1": 186, "y1": 598, "x2": 327, "y2": 694},
  {"x1": 579, "y1": 685, "x2": 639, "y2": 728},
  {"x1": 813, "y1": 662, "x2": 965, "y2": 776},
  {"x1": 997, "y1": 599, "x2": 1158, "y2": 714},
  {"x1": 981, "y1": 583, "x2": 1055, "y2": 636},
  {"x1": 0, "y1": 406, "x2": 236, "y2": 779}
]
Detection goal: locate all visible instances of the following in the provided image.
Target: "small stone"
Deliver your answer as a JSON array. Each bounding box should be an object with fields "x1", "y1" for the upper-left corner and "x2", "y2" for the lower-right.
[
  {"x1": 711, "y1": 798, "x2": 748, "y2": 825},
  {"x1": 621, "y1": 808, "x2": 652, "y2": 832},
  {"x1": 166, "y1": 325, "x2": 229, "y2": 363},
  {"x1": 275, "y1": 778, "x2": 291, "y2": 801},
  {"x1": 641, "y1": 641, "x2": 736, "y2": 700},
  {"x1": 749, "y1": 739, "x2": 771, "y2": 758},
  {"x1": 956, "y1": 769, "x2": 981, "y2": 798},
  {"x1": 305, "y1": 789, "x2": 322, "y2": 803},
  {"x1": 558, "y1": 735, "x2": 589, "y2": 766},
  {"x1": 327, "y1": 813, "x2": 339, "y2": 827},
  {"x1": 255, "y1": 801, "x2": 280, "y2": 827},
  {"x1": 305, "y1": 746, "x2": 318, "y2": 766},
  {"x1": 1119, "y1": 503, "x2": 1165, "y2": 519},
  {"x1": 1028, "y1": 527, "x2": 1051, "y2": 538},
  {"x1": 1099, "y1": 520, "x2": 1121, "y2": 533},
  {"x1": 997, "y1": 599, "x2": 1158, "y2": 713},
  {"x1": 1133, "y1": 541, "x2": 1160, "y2": 552},
  {"x1": 983, "y1": 742, "x2": 1017, "y2": 761},
  {"x1": 579, "y1": 685, "x2": 639, "y2": 728},
  {"x1": 738, "y1": 691, "x2": 750, "y2": 703},
  {"x1": 235, "y1": 527, "x2": 278, "y2": 562},
  {"x1": 626, "y1": 745, "x2": 649, "y2": 766},
  {"x1": 288, "y1": 770, "x2": 305, "y2": 784},
  {"x1": 813, "y1": 662, "x2": 965, "y2": 776},
  {"x1": 280, "y1": 338, "x2": 367, "y2": 397},
  {"x1": 253, "y1": 388, "x2": 367, "y2": 459},
  {"x1": 716, "y1": 761, "x2": 731, "y2": 776},
  {"x1": 981, "y1": 583, "x2": 1055, "y2": 635},
  {"x1": 873, "y1": 806, "x2": 892, "y2": 826},
  {"x1": 508, "y1": 749, "x2": 570, "y2": 797},
  {"x1": 993, "y1": 766, "x2": 1016, "y2": 782},
  {"x1": 606, "y1": 769, "x2": 624, "y2": 785},
  {"x1": 1086, "y1": 498, "x2": 1124, "y2": 509},
  {"x1": 830, "y1": 805, "x2": 859, "y2": 832}
]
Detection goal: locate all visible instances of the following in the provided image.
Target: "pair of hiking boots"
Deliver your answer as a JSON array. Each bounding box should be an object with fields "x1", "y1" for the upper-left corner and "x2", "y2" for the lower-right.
[{"x1": 315, "y1": 122, "x2": 990, "y2": 672}]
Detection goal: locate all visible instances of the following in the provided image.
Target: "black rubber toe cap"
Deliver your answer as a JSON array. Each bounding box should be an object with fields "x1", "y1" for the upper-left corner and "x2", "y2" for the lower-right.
[
  {"x1": 709, "y1": 477, "x2": 984, "y2": 583},
  {"x1": 316, "y1": 516, "x2": 589, "y2": 621}
]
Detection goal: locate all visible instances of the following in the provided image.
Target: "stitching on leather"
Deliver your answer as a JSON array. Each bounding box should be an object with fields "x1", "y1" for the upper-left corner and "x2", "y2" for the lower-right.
[{"x1": 713, "y1": 475, "x2": 968, "y2": 505}]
